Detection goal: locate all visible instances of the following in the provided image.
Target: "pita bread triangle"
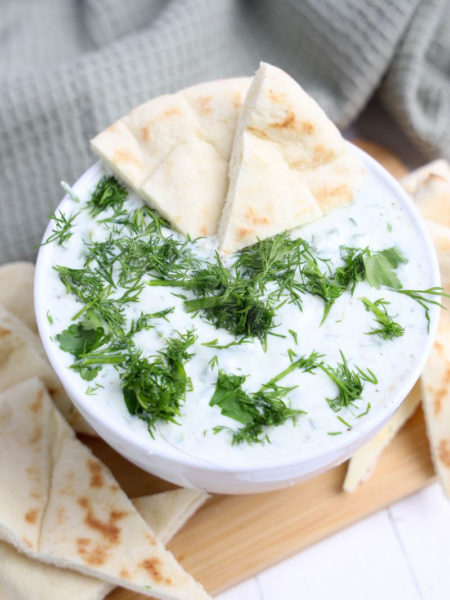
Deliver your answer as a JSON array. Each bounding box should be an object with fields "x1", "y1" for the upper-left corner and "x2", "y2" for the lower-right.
[
  {"x1": 0, "y1": 378, "x2": 210, "y2": 600},
  {"x1": 0, "y1": 302, "x2": 93, "y2": 435},
  {"x1": 404, "y1": 161, "x2": 450, "y2": 498},
  {"x1": 0, "y1": 489, "x2": 208, "y2": 600},
  {"x1": 91, "y1": 78, "x2": 251, "y2": 238},
  {"x1": 218, "y1": 62, "x2": 363, "y2": 253},
  {"x1": 133, "y1": 489, "x2": 208, "y2": 546},
  {"x1": 0, "y1": 262, "x2": 37, "y2": 333}
]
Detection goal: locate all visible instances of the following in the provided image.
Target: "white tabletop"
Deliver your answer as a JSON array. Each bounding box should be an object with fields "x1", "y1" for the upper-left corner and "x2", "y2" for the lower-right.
[
  {"x1": 216, "y1": 482, "x2": 450, "y2": 600},
  {"x1": 217, "y1": 103, "x2": 450, "y2": 600}
]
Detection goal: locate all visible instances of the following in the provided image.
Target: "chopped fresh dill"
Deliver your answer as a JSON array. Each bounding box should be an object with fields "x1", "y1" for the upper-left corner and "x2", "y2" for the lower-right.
[
  {"x1": 202, "y1": 337, "x2": 250, "y2": 350},
  {"x1": 121, "y1": 330, "x2": 197, "y2": 436},
  {"x1": 299, "y1": 246, "x2": 367, "y2": 323},
  {"x1": 357, "y1": 402, "x2": 371, "y2": 418},
  {"x1": 42, "y1": 210, "x2": 79, "y2": 246},
  {"x1": 320, "y1": 350, "x2": 377, "y2": 412},
  {"x1": 327, "y1": 431, "x2": 343, "y2": 436},
  {"x1": 86, "y1": 383, "x2": 104, "y2": 395},
  {"x1": 337, "y1": 415, "x2": 352, "y2": 428},
  {"x1": 360, "y1": 297, "x2": 404, "y2": 340},
  {"x1": 86, "y1": 176, "x2": 128, "y2": 217},
  {"x1": 46, "y1": 310, "x2": 53, "y2": 325},
  {"x1": 393, "y1": 287, "x2": 448, "y2": 331},
  {"x1": 288, "y1": 329, "x2": 298, "y2": 344},
  {"x1": 210, "y1": 351, "x2": 321, "y2": 445},
  {"x1": 287, "y1": 348, "x2": 297, "y2": 362},
  {"x1": 208, "y1": 355, "x2": 219, "y2": 370}
]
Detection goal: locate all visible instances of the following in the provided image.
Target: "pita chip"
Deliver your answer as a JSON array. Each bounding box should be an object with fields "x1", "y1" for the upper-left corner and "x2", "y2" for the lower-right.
[
  {"x1": 91, "y1": 78, "x2": 250, "y2": 238},
  {"x1": 406, "y1": 165, "x2": 450, "y2": 497},
  {"x1": 413, "y1": 174, "x2": 450, "y2": 228},
  {"x1": 0, "y1": 541, "x2": 112, "y2": 600},
  {"x1": 0, "y1": 262, "x2": 37, "y2": 332},
  {"x1": 133, "y1": 489, "x2": 208, "y2": 546},
  {"x1": 0, "y1": 378, "x2": 211, "y2": 599},
  {"x1": 343, "y1": 382, "x2": 421, "y2": 492},
  {"x1": 0, "y1": 303, "x2": 93, "y2": 434},
  {"x1": 0, "y1": 489, "x2": 208, "y2": 600},
  {"x1": 400, "y1": 160, "x2": 450, "y2": 497},
  {"x1": 218, "y1": 62, "x2": 363, "y2": 252},
  {"x1": 421, "y1": 311, "x2": 450, "y2": 497}
]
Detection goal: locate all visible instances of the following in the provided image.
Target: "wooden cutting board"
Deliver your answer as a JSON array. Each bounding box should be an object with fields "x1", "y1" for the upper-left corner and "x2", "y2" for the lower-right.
[
  {"x1": 76, "y1": 139, "x2": 434, "y2": 599},
  {"x1": 83, "y1": 402, "x2": 434, "y2": 599}
]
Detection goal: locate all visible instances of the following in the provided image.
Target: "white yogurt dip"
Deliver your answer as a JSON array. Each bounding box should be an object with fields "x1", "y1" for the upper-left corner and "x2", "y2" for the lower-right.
[{"x1": 39, "y1": 164, "x2": 434, "y2": 469}]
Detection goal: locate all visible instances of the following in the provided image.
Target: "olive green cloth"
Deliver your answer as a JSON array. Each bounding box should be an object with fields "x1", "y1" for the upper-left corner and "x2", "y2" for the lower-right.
[{"x1": 0, "y1": 0, "x2": 449, "y2": 263}]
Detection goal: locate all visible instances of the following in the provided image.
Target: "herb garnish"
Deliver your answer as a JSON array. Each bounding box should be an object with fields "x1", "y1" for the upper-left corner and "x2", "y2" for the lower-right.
[
  {"x1": 87, "y1": 175, "x2": 128, "y2": 217},
  {"x1": 319, "y1": 351, "x2": 378, "y2": 412},
  {"x1": 42, "y1": 210, "x2": 78, "y2": 246},
  {"x1": 360, "y1": 297, "x2": 404, "y2": 340},
  {"x1": 121, "y1": 330, "x2": 197, "y2": 436},
  {"x1": 56, "y1": 310, "x2": 107, "y2": 359},
  {"x1": 394, "y1": 287, "x2": 446, "y2": 330},
  {"x1": 210, "y1": 352, "x2": 322, "y2": 444},
  {"x1": 362, "y1": 247, "x2": 407, "y2": 289}
]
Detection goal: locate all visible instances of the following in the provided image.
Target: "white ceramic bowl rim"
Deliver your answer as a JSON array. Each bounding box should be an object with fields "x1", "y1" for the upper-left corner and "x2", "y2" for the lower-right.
[{"x1": 34, "y1": 145, "x2": 441, "y2": 475}]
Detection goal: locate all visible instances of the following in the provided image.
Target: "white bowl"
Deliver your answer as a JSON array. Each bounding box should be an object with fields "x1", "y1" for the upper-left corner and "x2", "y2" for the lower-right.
[{"x1": 35, "y1": 147, "x2": 441, "y2": 494}]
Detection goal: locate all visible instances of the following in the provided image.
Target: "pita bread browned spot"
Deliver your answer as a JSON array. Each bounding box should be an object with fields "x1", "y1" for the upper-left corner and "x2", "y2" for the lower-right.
[
  {"x1": 0, "y1": 489, "x2": 208, "y2": 600},
  {"x1": 218, "y1": 62, "x2": 364, "y2": 253},
  {"x1": 0, "y1": 302, "x2": 94, "y2": 435},
  {"x1": 0, "y1": 378, "x2": 210, "y2": 599},
  {"x1": 91, "y1": 78, "x2": 251, "y2": 238}
]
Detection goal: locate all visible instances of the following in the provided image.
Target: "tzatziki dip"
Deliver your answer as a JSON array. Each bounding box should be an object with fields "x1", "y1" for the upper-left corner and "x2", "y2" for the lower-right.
[{"x1": 39, "y1": 162, "x2": 439, "y2": 468}]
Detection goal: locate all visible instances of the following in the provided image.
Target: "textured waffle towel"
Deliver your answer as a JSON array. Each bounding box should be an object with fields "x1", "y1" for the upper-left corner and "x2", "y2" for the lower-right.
[{"x1": 0, "y1": 0, "x2": 449, "y2": 262}]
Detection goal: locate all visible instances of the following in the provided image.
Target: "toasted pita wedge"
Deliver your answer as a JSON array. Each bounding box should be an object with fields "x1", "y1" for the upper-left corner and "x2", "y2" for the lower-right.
[
  {"x1": 413, "y1": 175, "x2": 450, "y2": 228},
  {"x1": 0, "y1": 304, "x2": 59, "y2": 393},
  {"x1": 421, "y1": 311, "x2": 450, "y2": 497},
  {"x1": 218, "y1": 62, "x2": 363, "y2": 252},
  {"x1": 0, "y1": 489, "x2": 208, "y2": 600},
  {"x1": 0, "y1": 542, "x2": 112, "y2": 600},
  {"x1": 400, "y1": 159, "x2": 450, "y2": 195},
  {"x1": 133, "y1": 489, "x2": 208, "y2": 546},
  {"x1": 91, "y1": 78, "x2": 250, "y2": 238},
  {"x1": 401, "y1": 161, "x2": 450, "y2": 497},
  {"x1": 0, "y1": 262, "x2": 37, "y2": 333},
  {"x1": 0, "y1": 303, "x2": 93, "y2": 434},
  {"x1": 344, "y1": 382, "x2": 421, "y2": 492},
  {"x1": 0, "y1": 378, "x2": 210, "y2": 599},
  {"x1": 425, "y1": 222, "x2": 450, "y2": 293}
]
